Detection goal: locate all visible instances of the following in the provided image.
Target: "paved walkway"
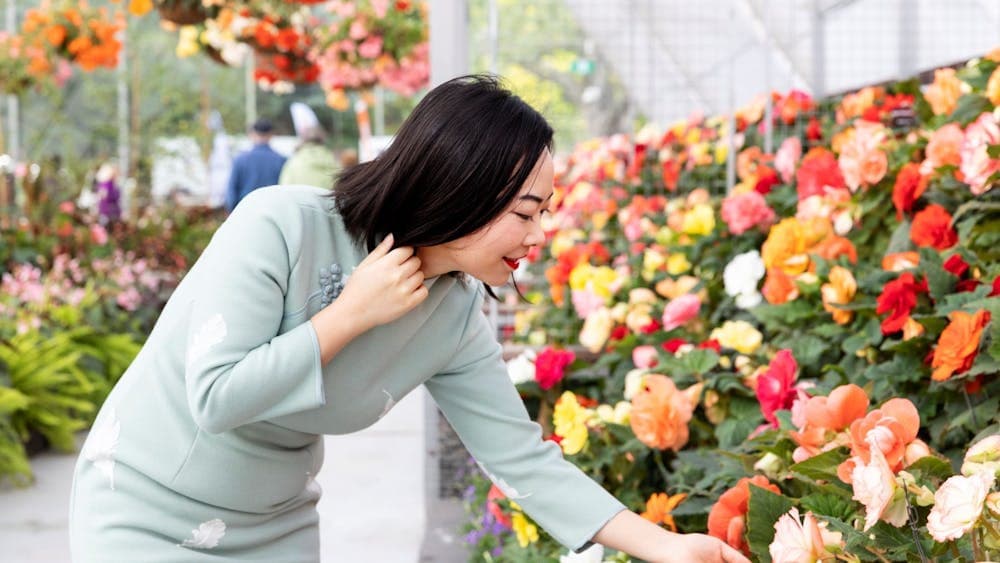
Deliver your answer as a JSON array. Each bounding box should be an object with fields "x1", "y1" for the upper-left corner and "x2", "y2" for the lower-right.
[{"x1": 0, "y1": 389, "x2": 467, "y2": 563}]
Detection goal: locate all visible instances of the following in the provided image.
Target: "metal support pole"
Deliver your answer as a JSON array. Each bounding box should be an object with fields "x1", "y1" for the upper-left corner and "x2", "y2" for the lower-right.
[
  {"x1": 6, "y1": 0, "x2": 19, "y2": 161},
  {"x1": 429, "y1": 0, "x2": 469, "y2": 86},
  {"x1": 373, "y1": 86, "x2": 385, "y2": 137}
]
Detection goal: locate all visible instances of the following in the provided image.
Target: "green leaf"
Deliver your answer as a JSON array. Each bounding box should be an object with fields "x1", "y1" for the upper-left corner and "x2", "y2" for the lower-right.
[
  {"x1": 905, "y1": 456, "x2": 954, "y2": 482},
  {"x1": 715, "y1": 417, "x2": 756, "y2": 450},
  {"x1": 949, "y1": 93, "x2": 994, "y2": 125},
  {"x1": 988, "y1": 144, "x2": 1000, "y2": 159},
  {"x1": 799, "y1": 493, "x2": 858, "y2": 522},
  {"x1": 746, "y1": 485, "x2": 795, "y2": 562},
  {"x1": 679, "y1": 349, "x2": 719, "y2": 376},
  {"x1": 789, "y1": 335, "x2": 830, "y2": 368},
  {"x1": 789, "y1": 447, "x2": 849, "y2": 482},
  {"x1": 885, "y1": 220, "x2": 913, "y2": 254},
  {"x1": 750, "y1": 301, "x2": 817, "y2": 327}
]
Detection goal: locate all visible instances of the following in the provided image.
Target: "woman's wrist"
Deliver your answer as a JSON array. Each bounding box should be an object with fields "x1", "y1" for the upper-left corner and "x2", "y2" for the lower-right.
[{"x1": 310, "y1": 298, "x2": 370, "y2": 364}]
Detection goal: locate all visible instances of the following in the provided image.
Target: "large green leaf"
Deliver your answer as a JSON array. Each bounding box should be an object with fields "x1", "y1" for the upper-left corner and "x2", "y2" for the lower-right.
[
  {"x1": 789, "y1": 447, "x2": 849, "y2": 482},
  {"x1": 746, "y1": 485, "x2": 795, "y2": 562}
]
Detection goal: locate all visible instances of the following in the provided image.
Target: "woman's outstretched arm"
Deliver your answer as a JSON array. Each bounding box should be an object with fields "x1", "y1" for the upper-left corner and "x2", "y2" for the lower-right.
[{"x1": 592, "y1": 509, "x2": 751, "y2": 563}]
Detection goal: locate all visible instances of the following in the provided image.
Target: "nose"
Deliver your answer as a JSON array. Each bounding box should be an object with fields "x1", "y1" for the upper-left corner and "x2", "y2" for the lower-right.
[{"x1": 524, "y1": 218, "x2": 545, "y2": 247}]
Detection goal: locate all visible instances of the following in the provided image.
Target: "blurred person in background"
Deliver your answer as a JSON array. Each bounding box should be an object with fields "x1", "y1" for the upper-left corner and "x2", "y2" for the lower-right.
[
  {"x1": 279, "y1": 102, "x2": 340, "y2": 190},
  {"x1": 225, "y1": 118, "x2": 286, "y2": 212}
]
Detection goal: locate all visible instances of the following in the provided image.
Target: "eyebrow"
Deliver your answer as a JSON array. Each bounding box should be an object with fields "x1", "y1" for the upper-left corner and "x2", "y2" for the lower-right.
[{"x1": 519, "y1": 193, "x2": 554, "y2": 204}]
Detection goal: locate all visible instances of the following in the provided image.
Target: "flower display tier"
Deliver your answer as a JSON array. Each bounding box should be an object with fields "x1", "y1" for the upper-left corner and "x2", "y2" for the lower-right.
[{"x1": 464, "y1": 50, "x2": 1000, "y2": 562}]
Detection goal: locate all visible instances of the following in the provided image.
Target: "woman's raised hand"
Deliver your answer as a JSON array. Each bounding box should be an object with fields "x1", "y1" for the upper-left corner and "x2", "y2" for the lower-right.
[{"x1": 338, "y1": 234, "x2": 428, "y2": 331}]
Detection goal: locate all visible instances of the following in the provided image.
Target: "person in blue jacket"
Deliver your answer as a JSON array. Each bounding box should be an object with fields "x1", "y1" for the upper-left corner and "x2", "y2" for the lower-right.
[
  {"x1": 69, "y1": 75, "x2": 748, "y2": 563},
  {"x1": 224, "y1": 118, "x2": 286, "y2": 211}
]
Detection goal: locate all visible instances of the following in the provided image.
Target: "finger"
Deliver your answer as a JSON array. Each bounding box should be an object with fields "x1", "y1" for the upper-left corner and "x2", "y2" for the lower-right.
[
  {"x1": 360, "y1": 233, "x2": 394, "y2": 265},
  {"x1": 408, "y1": 284, "x2": 429, "y2": 306},
  {"x1": 721, "y1": 545, "x2": 750, "y2": 563},
  {"x1": 385, "y1": 245, "x2": 415, "y2": 265},
  {"x1": 401, "y1": 270, "x2": 426, "y2": 293},
  {"x1": 398, "y1": 256, "x2": 422, "y2": 278}
]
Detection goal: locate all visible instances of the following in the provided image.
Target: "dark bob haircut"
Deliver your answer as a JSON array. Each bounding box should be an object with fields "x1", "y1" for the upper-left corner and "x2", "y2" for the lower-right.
[{"x1": 334, "y1": 74, "x2": 554, "y2": 257}]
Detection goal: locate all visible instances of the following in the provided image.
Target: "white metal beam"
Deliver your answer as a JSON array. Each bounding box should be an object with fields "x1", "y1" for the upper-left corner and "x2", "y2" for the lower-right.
[{"x1": 736, "y1": 0, "x2": 813, "y2": 92}]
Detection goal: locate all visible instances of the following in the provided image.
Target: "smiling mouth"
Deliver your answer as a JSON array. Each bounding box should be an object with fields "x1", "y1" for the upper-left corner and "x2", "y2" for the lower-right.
[{"x1": 503, "y1": 257, "x2": 520, "y2": 270}]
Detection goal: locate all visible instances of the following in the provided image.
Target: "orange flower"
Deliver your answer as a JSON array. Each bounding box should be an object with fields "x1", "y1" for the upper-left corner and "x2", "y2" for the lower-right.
[
  {"x1": 762, "y1": 268, "x2": 799, "y2": 305},
  {"x1": 812, "y1": 235, "x2": 857, "y2": 264},
  {"x1": 882, "y1": 251, "x2": 919, "y2": 272},
  {"x1": 641, "y1": 492, "x2": 687, "y2": 531},
  {"x1": 708, "y1": 476, "x2": 780, "y2": 555},
  {"x1": 910, "y1": 204, "x2": 957, "y2": 249},
  {"x1": 128, "y1": 0, "x2": 153, "y2": 16},
  {"x1": 987, "y1": 66, "x2": 1000, "y2": 107},
  {"x1": 45, "y1": 24, "x2": 67, "y2": 47},
  {"x1": 804, "y1": 384, "x2": 870, "y2": 432},
  {"x1": 839, "y1": 398, "x2": 920, "y2": 483},
  {"x1": 821, "y1": 266, "x2": 857, "y2": 325},
  {"x1": 931, "y1": 310, "x2": 991, "y2": 382},
  {"x1": 922, "y1": 124, "x2": 964, "y2": 174},
  {"x1": 762, "y1": 218, "x2": 811, "y2": 275},
  {"x1": 629, "y1": 374, "x2": 694, "y2": 451},
  {"x1": 924, "y1": 68, "x2": 963, "y2": 116}
]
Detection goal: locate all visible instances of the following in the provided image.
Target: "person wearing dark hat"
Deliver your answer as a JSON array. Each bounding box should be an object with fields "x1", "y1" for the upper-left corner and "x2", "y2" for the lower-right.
[{"x1": 225, "y1": 118, "x2": 287, "y2": 212}]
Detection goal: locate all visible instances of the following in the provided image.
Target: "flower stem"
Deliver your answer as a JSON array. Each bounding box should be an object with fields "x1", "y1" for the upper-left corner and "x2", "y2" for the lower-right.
[
  {"x1": 963, "y1": 388, "x2": 980, "y2": 429},
  {"x1": 981, "y1": 516, "x2": 1000, "y2": 543},
  {"x1": 949, "y1": 541, "x2": 962, "y2": 562},
  {"x1": 973, "y1": 528, "x2": 986, "y2": 562},
  {"x1": 653, "y1": 450, "x2": 671, "y2": 486}
]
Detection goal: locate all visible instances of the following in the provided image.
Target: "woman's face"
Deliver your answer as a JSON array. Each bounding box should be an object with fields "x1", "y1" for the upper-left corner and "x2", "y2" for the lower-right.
[{"x1": 434, "y1": 150, "x2": 553, "y2": 286}]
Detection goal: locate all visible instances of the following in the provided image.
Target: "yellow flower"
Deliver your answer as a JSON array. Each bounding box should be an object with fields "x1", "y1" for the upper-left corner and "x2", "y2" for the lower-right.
[
  {"x1": 511, "y1": 510, "x2": 539, "y2": 547},
  {"x1": 128, "y1": 0, "x2": 153, "y2": 16},
  {"x1": 643, "y1": 248, "x2": 667, "y2": 276},
  {"x1": 710, "y1": 320, "x2": 763, "y2": 354},
  {"x1": 579, "y1": 307, "x2": 613, "y2": 353},
  {"x1": 666, "y1": 253, "x2": 692, "y2": 275},
  {"x1": 986, "y1": 66, "x2": 1000, "y2": 107},
  {"x1": 821, "y1": 266, "x2": 857, "y2": 325},
  {"x1": 682, "y1": 203, "x2": 716, "y2": 236},
  {"x1": 553, "y1": 391, "x2": 590, "y2": 455},
  {"x1": 714, "y1": 142, "x2": 728, "y2": 164},
  {"x1": 924, "y1": 68, "x2": 963, "y2": 116},
  {"x1": 568, "y1": 264, "x2": 618, "y2": 298},
  {"x1": 175, "y1": 26, "x2": 201, "y2": 58},
  {"x1": 550, "y1": 229, "x2": 584, "y2": 259},
  {"x1": 762, "y1": 217, "x2": 810, "y2": 275},
  {"x1": 595, "y1": 401, "x2": 632, "y2": 425}
]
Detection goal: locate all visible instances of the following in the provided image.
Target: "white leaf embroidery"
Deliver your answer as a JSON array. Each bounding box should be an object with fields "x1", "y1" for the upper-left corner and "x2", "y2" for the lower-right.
[
  {"x1": 83, "y1": 409, "x2": 120, "y2": 490},
  {"x1": 378, "y1": 389, "x2": 396, "y2": 419},
  {"x1": 304, "y1": 472, "x2": 323, "y2": 496},
  {"x1": 476, "y1": 460, "x2": 532, "y2": 500},
  {"x1": 179, "y1": 518, "x2": 226, "y2": 549},
  {"x1": 187, "y1": 314, "x2": 228, "y2": 368}
]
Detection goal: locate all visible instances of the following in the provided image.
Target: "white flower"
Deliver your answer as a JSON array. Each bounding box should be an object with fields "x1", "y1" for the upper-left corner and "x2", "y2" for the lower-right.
[
  {"x1": 961, "y1": 434, "x2": 1000, "y2": 478},
  {"x1": 560, "y1": 543, "x2": 604, "y2": 563},
  {"x1": 187, "y1": 314, "x2": 227, "y2": 368},
  {"x1": 623, "y1": 369, "x2": 646, "y2": 401},
  {"x1": 506, "y1": 350, "x2": 537, "y2": 385},
  {"x1": 927, "y1": 471, "x2": 994, "y2": 542},
  {"x1": 476, "y1": 461, "x2": 531, "y2": 500},
  {"x1": 723, "y1": 251, "x2": 765, "y2": 309},
  {"x1": 83, "y1": 409, "x2": 120, "y2": 490},
  {"x1": 851, "y1": 434, "x2": 906, "y2": 531},
  {"x1": 769, "y1": 508, "x2": 842, "y2": 563},
  {"x1": 179, "y1": 518, "x2": 227, "y2": 549}
]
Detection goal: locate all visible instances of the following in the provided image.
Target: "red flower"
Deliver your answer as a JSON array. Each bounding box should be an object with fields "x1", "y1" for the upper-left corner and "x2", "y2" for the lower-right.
[
  {"x1": 910, "y1": 204, "x2": 957, "y2": 249},
  {"x1": 609, "y1": 325, "x2": 629, "y2": 341},
  {"x1": 534, "y1": 347, "x2": 575, "y2": 390},
  {"x1": 991, "y1": 276, "x2": 1000, "y2": 297},
  {"x1": 698, "y1": 339, "x2": 722, "y2": 353},
  {"x1": 640, "y1": 319, "x2": 662, "y2": 335},
  {"x1": 754, "y1": 166, "x2": 780, "y2": 195},
  {"x1": 661, "y1": 338, "x2": 688, "y2": 354},
  {"x1": 806, "y1": 116, "x2": 823, "y2": 141},
  {"x1": 892, "y1": 162, "x2": 928, "y2": 220},
  {"x1": 662, "y1": 159, "x2": 681, "y2": 192},
  {"x1": 756, "y1": 349, "x2": 799, "y2": 426},
  {"x1": 795, "y1": 147, "x2": 845, "y2": 200},
  {"x1": 876, "y1": 272, "x2": 928, "y2": 335},
  {"x1": 943, "y1": 254, "x2": 969, "y2": 277},
  {"x1": 486, "y1": 485, "x2": 512, "y2": 528}
]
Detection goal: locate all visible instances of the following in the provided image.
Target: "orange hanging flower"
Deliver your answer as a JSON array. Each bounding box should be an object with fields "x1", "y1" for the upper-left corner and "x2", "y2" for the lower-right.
[
  {"x1": 924, "y1": 68, "x2": 963, "y2": 116},
  {"x1": 762, "y1": 268, "x2": 800, "y2": 305},
  {"x1": 629, "y1": 374, "x2": 694, "y2": 451},
  {"x1": 821, "y1": 266, "x2": 857, "y2": 325},
  {"x1": 707, "y1": 476, "x2": 781, "y2": 555},
  {"x1": 762, "y1": 218, "x2": 810, "y2": 275},
  {"x1": 931, "y1": 310, "x2": 991, "y2": 382},
  {"x1": 838, "y1": 398, "x2": 921, "y2": 483},
  {"x1": 641, "y1": 492, "x2": 687, "y2": 532}
]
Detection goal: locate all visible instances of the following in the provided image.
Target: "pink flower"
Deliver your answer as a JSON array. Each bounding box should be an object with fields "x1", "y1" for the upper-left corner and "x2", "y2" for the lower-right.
[
  {"x1": 571, "y1": 287, "x2": 606, "y2": 320},
  {"x1": 769, "y1": 508, "x2": 843, "y2": 563},
  {"x1": 116, "y1": 287, "x2": 142, "y2": 312},
  {"x1": 661, "y1": 293, "x2": 701, "y2": 331},
  {"x1": 349, "y1": 20, "x2": 369, "y2": 41},
  {"x1": 920, "y1": 123, "x2": 964, "y2": 175},
  {"x1": 358, "y1": 36, "x2": 383, "y2": 59},
  {"x1": 775, "y1": 136, "x2": 802, "y2": 184},
  {"x1": 632, "y1": 345, "x2": 659, "y2": 369},
  {"x1": 90, "y1": 224, "x2": 108, "y2": 245},
  {"x1": 927, "y1": 471, "x2": 994, "y2": 542},
  {"x1": 960, "y1": 111, "x2": 1000, "y2": 195},
  {"x1": 371, "y1": 0, "x2": 389, "y2": 18},
  {"x1": 534, "y1": 347, "x2": 576, "y2": 390},
  {"x1": 721, "y1": 191, "x2": 777, "y2": 235},
  {"x1": 838, "y1": 121, "x2": 888, "y2": 192},
  {"x1": 757, "y1": 349, "x2": 798, "y2": 427}
]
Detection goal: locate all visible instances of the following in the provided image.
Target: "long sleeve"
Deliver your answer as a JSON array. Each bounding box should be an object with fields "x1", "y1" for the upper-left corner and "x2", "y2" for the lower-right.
[
  {"x1": 424, "y1": 294, "x2": 626, "y2": 551},
  {"x1": 183, "y1": 190, "x2": 325, "y2": 434}
]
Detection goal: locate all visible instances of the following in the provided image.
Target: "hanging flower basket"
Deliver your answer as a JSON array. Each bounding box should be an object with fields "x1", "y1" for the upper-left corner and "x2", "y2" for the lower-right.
[{"x1": 156, "y1": 1, "x2": 209, "y2": 26}]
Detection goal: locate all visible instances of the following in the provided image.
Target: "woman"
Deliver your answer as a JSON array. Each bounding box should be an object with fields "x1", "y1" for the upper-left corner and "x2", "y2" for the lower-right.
[{"x1": 70, "y1": 75, "x2": 748, "y2": 563}]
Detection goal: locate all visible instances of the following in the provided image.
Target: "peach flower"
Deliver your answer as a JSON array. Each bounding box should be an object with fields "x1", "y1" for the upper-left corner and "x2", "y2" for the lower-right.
[
  {"x1": 924, "y1": 68, "x2": 963, "y2": 116},
  {"x1": 881, "y1": 251, "x2": 920, "y2": 272},
  {"x1": 629, "y1": 374, "x2": 694, "y2": 451},
  {"x1": 839, "y1": 398, "x2": 920, "y2": 483},
  {"x1": 931, "y1": 309, "x2": 991, "y2": 382},
  {"x1": 708, "y1": 475, "x2": 780, "y2": 555},
  {"x1": 762, "y1": 268, "x2": 800, "y2": 305},
  {"x1": 852, "y1": 434, "x2": 907, "y2": 531},
  {"x1": 920, "y1": 123, "x2": 964, "y2": 175},
  {"x1": 804, "y1": 384, "x2": 869, "y2": 432},
  {"x1": 838, "y1": 121, "x2": 889, "y2": 192}
]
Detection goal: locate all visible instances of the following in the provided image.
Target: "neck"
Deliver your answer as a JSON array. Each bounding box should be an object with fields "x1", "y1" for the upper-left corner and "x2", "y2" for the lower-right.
[{"x1": 415, "y1": 245, "x2": 454, "y2": 279}]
